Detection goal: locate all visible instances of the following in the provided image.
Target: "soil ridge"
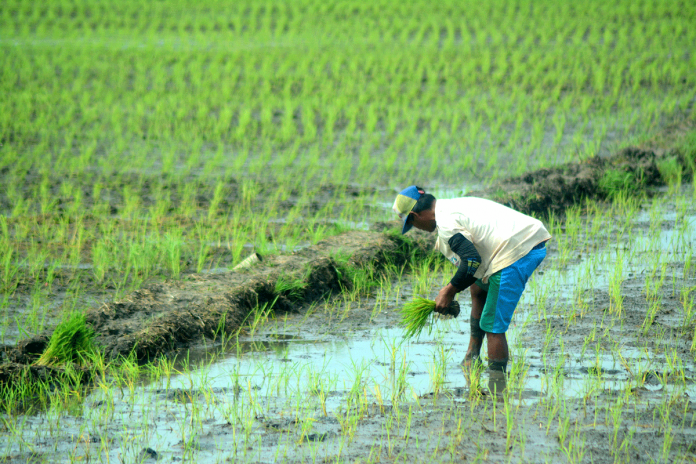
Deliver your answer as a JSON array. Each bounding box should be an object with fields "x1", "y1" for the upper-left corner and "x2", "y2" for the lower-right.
[
  {"x1": 1, "y1": 230, "x2": 432, "y2": 381},
  {"x1": 483, "y1": 143, "x2": 692, "y2": 216}
]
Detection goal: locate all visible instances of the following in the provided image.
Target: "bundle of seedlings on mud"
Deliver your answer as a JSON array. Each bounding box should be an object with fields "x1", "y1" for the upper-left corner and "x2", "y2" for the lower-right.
[
  {"x1": 399, "y1": 297, "x2": 460, "y2": 339},
  {"x1": 34, "y1": 312, "x2": 98, "y2": 367}
]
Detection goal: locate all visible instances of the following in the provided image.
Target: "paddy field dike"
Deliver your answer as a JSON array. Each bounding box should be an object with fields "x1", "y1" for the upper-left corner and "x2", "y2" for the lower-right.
[{"x1": 1, "y1": 1, "x2": 696, "y2": 462}]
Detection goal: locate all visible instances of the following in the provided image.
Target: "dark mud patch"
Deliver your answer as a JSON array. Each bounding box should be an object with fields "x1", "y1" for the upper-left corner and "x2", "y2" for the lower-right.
[
  {"x1": 1, "y1": 335, "x2": 49, "y2": 365},
  {"x1": 484, "y1": 146, "x2": 679, "y2": 217}
]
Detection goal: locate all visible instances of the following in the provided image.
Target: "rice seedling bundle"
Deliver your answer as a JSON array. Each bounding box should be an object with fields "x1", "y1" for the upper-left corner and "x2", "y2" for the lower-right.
[
  {"x1": 35, "y1": 312, "x2": 97, "y2": 367},
  {"x1": 399, "y1": 297, "x2": 460, "y2": 339}
]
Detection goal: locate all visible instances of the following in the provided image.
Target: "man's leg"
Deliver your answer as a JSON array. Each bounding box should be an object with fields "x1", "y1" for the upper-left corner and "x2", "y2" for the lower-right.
[
  {"x1": 483, "y1": 243, "x2": 547, "y2": 372},
  {"x1": 461, "y1": 283, "x2": 487, "y2": 366},
  {"x1": 486, "y1": 333, "x2": 509, "y2": 372}
]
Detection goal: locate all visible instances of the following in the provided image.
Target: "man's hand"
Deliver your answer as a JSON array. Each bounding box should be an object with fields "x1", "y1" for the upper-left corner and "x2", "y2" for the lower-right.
[{"x1": 434, "y1": 283, "x2": 459, "y2": 315}]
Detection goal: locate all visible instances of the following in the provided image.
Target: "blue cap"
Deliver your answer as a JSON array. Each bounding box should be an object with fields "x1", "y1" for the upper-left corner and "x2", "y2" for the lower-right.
[{"x1": 392, "y1": 185, "x2": 422, "y2": 234}]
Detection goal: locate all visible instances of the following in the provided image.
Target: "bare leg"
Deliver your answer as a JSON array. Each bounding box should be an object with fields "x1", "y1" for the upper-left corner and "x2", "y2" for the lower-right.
[
  {"x1": 462, "y1": 283, "x2": 486, "y2": 366},
  {"x1": 486, "y1": 332, "x2": 509, "y2": 370}
]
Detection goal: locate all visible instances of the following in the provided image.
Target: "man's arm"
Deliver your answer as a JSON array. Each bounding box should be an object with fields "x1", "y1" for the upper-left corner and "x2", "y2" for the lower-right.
[
  {"x1": 448, "y1": 233, "x2": 481, "y2": 291},
  {"x1": 434, "y1": 233, "x2": 481, "y2": 313}
]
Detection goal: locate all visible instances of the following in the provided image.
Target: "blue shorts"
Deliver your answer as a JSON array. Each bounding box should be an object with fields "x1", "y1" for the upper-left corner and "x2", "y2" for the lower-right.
[{"x1": 475, "y1": 241, "x2": 547, "y2": 333}]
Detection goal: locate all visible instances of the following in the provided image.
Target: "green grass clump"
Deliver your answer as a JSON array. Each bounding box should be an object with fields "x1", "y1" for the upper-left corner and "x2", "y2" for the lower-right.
[
  {"x1": 275, "y1": 277, "x2": 307, "y2": 301},
  {"x1": 656, "y1": 156, "x2": 682, "y2": 185},
  {"x1": 399, "y1": 297, "x2": 436, "y2": 339},
  {"x1": 35, "y1": 312, "x2": 97, "y2": 367},
  {"x1": 599, "y1": 168, "x2": 643, "y2": 198}
]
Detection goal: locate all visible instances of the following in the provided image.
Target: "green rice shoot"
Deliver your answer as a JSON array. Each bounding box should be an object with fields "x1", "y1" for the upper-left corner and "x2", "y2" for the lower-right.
[
  {"x1": 35, "y1": 312, "x2": 97, "y2": 367},
  {"x1": 399, "y1": 297, "x2": 436, "y2": 339}
]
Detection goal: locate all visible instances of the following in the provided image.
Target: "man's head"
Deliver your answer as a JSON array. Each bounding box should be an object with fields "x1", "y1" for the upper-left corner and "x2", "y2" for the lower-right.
[{"x1": 392, "y1": 186, "x2": 437, "y2": 234}]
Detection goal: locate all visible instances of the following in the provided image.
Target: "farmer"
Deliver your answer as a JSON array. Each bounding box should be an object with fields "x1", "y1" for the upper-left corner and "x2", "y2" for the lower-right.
[{"x1": 393, "y1": 186, "x2": 551, "y2": 373}]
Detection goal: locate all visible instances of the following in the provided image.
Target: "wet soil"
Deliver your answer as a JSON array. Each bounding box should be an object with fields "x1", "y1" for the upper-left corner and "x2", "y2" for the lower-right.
[
  {"x1": 110, "y1": 189, "x2": 689, "y2": 463},
  {"x1": 485, "y1": 145, "x2": 687, "y2": 217},
  {"x1": 1, "y1": 230, "x2": 430, "y2": 370}
]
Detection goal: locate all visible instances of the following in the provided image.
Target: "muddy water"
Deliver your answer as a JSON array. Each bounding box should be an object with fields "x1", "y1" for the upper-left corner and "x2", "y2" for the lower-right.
[{"x1": 4, "y1": 189, "x2": 696, "y2": 463}]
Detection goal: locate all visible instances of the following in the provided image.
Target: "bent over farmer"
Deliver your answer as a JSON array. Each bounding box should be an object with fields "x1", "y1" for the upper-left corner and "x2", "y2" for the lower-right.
[{"x1": 393, "y1": 186, "x2": 551, "y2": 373}]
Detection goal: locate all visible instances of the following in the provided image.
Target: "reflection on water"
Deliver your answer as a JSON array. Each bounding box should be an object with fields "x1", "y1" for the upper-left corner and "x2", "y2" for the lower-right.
[
  {"x1": 488, "y1": 370, "x2": 507, "y2": 396},
  {"x1": 165, "y1": 322, "x2": 661, "y2": 407}
]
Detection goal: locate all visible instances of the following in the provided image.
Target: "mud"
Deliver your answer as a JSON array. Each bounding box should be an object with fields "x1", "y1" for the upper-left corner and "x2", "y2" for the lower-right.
[
  {"x1": 480, "y1": 118, "x2": 695, "y2": 217},
  {"x1": 485, "y1": 146, "x2": 671, "y2": 217},
  {"x1": 129, "y1": 188, "x2": 692, "y2": 463}
]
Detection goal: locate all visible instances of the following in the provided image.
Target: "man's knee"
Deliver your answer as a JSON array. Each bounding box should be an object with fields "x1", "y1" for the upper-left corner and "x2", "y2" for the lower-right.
[
  {"x1": 470, "y1": 317, "x2": 485, "y2": 340},
  {"x1": 470, "y1": 283, "x2": 486, "y2": 300},
  {"x1": 470, "y1": 283, "x2": 487, "y2": 319}
]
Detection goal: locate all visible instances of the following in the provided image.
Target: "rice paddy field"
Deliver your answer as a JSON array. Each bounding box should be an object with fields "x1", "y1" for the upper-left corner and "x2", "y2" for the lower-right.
[{"x1": 1, "y1": 0, "x2": 696, "y2": 462}]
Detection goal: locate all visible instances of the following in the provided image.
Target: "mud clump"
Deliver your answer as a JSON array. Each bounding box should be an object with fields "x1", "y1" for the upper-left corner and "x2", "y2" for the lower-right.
[
  {"x1": 2, "y1": 335, "x2": 49, "y2": 365},
  {"x1": 0, "y1": 362, "x2": 93, "y2": 387},
  {"x1": 86, "y1": 231, "x2": 425, "y2": 362},
  {"x1": 478, "y1": 117, "x2": 695, "y2": 217}
]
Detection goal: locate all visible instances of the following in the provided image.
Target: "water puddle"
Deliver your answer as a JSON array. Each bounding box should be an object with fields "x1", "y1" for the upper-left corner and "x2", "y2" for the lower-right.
[{"x1": 158, "y1": 320, "x2": 680, "y2": 411}]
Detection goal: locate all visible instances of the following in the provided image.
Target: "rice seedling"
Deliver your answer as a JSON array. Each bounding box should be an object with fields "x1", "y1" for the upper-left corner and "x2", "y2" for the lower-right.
[
  {"x1": 274, "y1": 277, "x2": 306, "y2": 302},
  {"x1": 34, "y1": 312, "x2": 97, "y2": 367},
  {"x1": 0, "y1": 0, "x2": 695, "y2": 462},
  {"x1": 398, "y1": 297, "x2": 459, "y2": 340},
  {"x1": 398, "y1": 297, "x2": 437, "y2": 339}
]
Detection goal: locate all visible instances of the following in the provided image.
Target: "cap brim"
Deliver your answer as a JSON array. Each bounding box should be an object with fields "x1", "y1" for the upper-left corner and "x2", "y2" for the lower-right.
[{"x1": 401, "y1": 215, "x2": 413, "y2": 234}]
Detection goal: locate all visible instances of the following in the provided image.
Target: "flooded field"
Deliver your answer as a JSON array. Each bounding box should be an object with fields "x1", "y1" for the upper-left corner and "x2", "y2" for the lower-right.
[
  {"x1": 3, "y1": 184, "x2": 695, "y2": 463},
  {"x1": 2, "y1": 1, "x2": 696, "y2": 463}
]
